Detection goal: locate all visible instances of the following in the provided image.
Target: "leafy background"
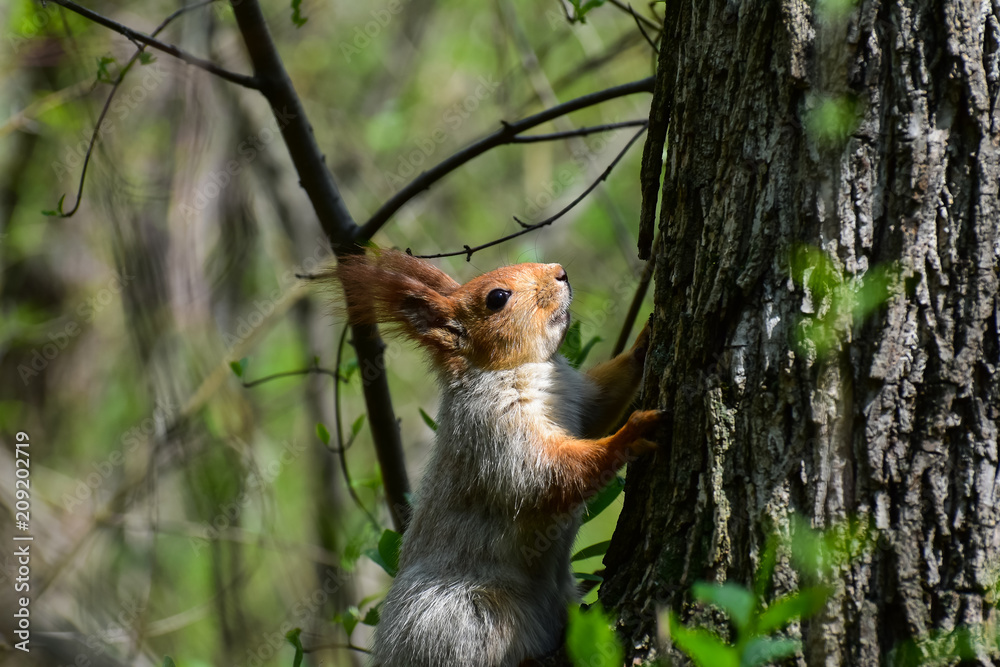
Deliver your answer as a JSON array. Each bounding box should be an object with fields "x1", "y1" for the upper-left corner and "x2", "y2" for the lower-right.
[{"x1": 0, "y1": 0, "x2": 656, "y2": 664}]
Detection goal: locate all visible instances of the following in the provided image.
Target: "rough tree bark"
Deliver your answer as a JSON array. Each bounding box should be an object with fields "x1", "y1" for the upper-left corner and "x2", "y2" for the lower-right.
[{"x1": 601, "y1": 0, "x2": 1000, "y2": 664}]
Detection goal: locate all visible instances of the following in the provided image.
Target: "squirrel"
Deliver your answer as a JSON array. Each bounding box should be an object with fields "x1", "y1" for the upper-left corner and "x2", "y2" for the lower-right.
[{"x1": 331, "y1": 249, "x2": 662, "y2": 667}]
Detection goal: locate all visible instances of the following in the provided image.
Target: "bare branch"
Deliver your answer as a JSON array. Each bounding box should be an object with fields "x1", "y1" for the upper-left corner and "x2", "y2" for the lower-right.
[
  {"x1": 46, "y1": 0, "x2": 259, "y2": 89},
  {"x1": 509, "y1": 119, "x2": 647, "y2": 143},
  {"x1": 227, "y1": 0, "x2": 412, "y2": 531},
  {"x1": 241, "y1": 365, "x2": 339, "y2": 388},
  {"x1": 410, "y1": 124, "x2": 648, "y2": 261},
  {"x1": 607, "y1": 0, "x2": 662, "y2": 31},
  {"x1": 358, "y1": 76, "x2": 655, "y2": 241},
  {"x1": 332, "y1": 324, "x2": 382, "y2": 530},
  {"x1": 53, "y1": 0, "x2": 220, "y2": 218},
  {"x1": 611, "y1": 234, "x2": 657, "y2": 357},
  {"x1": 625, "y1": 3, "x2": 660, "y2": 53}
]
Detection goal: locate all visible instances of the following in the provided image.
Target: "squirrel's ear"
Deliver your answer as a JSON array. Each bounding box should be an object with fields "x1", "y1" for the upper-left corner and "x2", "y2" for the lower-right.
[{"x1": 332, "y1": 250, "x2": 461, "y2": 352}]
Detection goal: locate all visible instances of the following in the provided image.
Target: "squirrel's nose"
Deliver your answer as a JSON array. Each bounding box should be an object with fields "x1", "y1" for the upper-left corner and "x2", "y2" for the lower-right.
[{"x1": 555, "y1": 267, "x2": 568, "y2": 283}]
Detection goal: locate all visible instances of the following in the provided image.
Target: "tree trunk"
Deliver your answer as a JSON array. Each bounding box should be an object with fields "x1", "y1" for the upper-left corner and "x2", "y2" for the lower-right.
[{"x1": 601, "y1": 0, "x2": 1000, "y2": 664}]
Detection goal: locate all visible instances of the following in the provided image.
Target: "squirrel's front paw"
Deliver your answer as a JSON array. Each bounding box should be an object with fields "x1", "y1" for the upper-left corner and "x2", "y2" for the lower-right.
[
  {"x1": 625, "y1": 409, "x2": 665, "y2": 439},
  {"x1": 631, "y1": 437, "x2": 657, "y2": 455}
]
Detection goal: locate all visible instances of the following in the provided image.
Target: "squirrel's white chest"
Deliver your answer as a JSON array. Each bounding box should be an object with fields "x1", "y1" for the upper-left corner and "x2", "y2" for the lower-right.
[{"x1": 443, "y1": 357, "x2": 592, "y2": 437}]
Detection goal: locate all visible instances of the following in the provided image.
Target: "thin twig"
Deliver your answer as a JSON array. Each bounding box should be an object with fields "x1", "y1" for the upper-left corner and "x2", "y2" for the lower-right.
[
  {"x1": 241, "y1": 366, "x2": 339, "y2": 388},
  {"x1": 611, "y1": 234, "x2": 658, "y2": 357},
  {"x1": 333, "y1": 324, "x2": 382, "y2": 530},
  {"x1": 55, "y1": 0, "x2": 222, "y2": 217},
  {"x1": 304, "y1": 642, "x2": 372, "y2": 655},
  {"x1": 47, "y1": 0, "x2": 258, "y2": 88},
  {"x1": 358, "y1": 77, "x2": 655, "y2": 241},
  {"x1": 509, "y1": 119, "x2": 647, "y2": 143},
  {"x1": 626, "y1": 3, "x2": 660, "y2": 53},
  {"x1": 229, "y1": 0, "x2": 411, "y2": 532},
  {"x1": 607, "y1": 0, "x2": 662, "y2": 31},
  {"x1": 411, "y1": 124, "x2": 648, "y2": 261}
]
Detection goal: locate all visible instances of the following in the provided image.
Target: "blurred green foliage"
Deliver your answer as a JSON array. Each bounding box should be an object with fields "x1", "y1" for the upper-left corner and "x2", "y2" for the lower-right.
[
  {"x1": 664, "y1": 517, "x2": 871, "y2": 667},
  {"x1": 788, "y1": 245, "x2": 898, "y2": 358}
]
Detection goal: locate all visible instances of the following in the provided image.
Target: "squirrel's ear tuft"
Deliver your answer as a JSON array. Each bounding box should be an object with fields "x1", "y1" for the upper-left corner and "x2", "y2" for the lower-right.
[{"x1": 329, "y1": 249, "x2": 460, "y2": 350}]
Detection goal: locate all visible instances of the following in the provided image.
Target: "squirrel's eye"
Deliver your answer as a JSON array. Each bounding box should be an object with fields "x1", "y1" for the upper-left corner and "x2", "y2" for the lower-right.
[{"x1": 485, "y1": 289, "x2": 511, "y2": 311}]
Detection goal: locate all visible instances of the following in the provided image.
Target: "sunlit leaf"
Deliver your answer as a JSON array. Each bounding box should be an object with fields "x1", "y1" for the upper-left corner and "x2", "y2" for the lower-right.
[
  {"x1": 757, "y1": 586, "x2": 830, "y2": 634},
  {"x1": 805, "y1": 94, "x2": 860, "y2": 148},
  {"x1": 742, "y1": 636, "x2": 801, "y2": 667},
  {"x1": 753, "y1": 534, "x2": 778, "y2": 601},
  {"x1": 692, "y1": 582, "x2": 756, "y2": 633},
  {"x1": 316, "y1": 422, "x2": 330, "y2": 446},
  {"x1": 572, "y1": 540, "x2": 611, "y2": 562},
  {"x1": 351, "y1": 414, "x2": 366, "y2": 438},
  {"x1": 666, "y1": 612, "x2": 739, "y2": 667},
  {"x1": 566, "y1": 604, "x2": 623, "y2": 667},
  {"x1": 365, "y1": 529, "x2": 401, "y2": 577}
]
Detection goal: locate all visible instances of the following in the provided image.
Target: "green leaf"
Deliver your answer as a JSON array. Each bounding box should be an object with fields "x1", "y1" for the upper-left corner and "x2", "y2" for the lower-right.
[
  {"x1": 576, "y1": 335, "x2": 602, "y2": 369},
  {"x1": 316, "y1": 422, "x2": 331, "y2": 446},
  {"x1": 285, "y1": 628, "x2": 304, "y2": 667},
  {"x1": 229, "y1": 357, "x2": 248, "y2": 378},
  {"x1": 350, "y1": 414, "x2": 366, "y2": 438},
  {"x1": 418, "y1": 408, "x2": 437, "y2": 431},
  {"x1": 566, "y1": 604, "x2": 623, "y2": 667},
  {"x1": 741, "y1": 636, "x2": 801, "y2": 667},
  {"x1": 560, "y1": 321, "x2": 582, "y2": 366},
  {"x1": 362, "y1": 604, "x2": 381, "y2": 626},
  {"x1": 337, "y1": 606, "x2": 360, "y2": 635},
  {"x1": 572, "y1": 540, "x2": 611, "y2": 562},
  {"x1": 583, "y1": 476, "x2": 624, "y2": 523},
  {"x1": 290, "y1": 0, "x2": 308, "y2": 27},
  {"x1": 788, "y1": 515, "x2": 825, "y2": 579},
  {"x1": 567, "y1": 0, "x2": 606, "y2": 22},
  {"x1": 95, "y1": 55, "x2": 118, "y2": 83},
  {"x1": 572, "y1": 572, "x2": 604, "y2": 582},
  {"x1": 753, "y1": 534, "x2": 778, "y2": 601},
  {"x1": 365, "y1": 529, "x2": 401, "y2": 577},
  {"x1": 42, "y1": 194, "x2": 67, "y2": 217},
  {"x1": 339, "y1": 358, "x2": 359, "y2": 382},
  {"x1": 138, "y1": 51, "x2": 156, "y2": 65},
  {"x1": 161, "y1": 658, "x2": 176, "y2": 667},
  {"x1": 757, "y1": 586, "x2": 830, "y2": 634},
  {"x1": 691, "y1": 582, "x2": 756, "y2": 633},
  {"x1": 853, "y1": 264, "x2": 896, "y2": 320},
  {"x1": 667, "y1": 612, "x2": 739, "y2": 667},
  {"x1": 804, "y1": 94, "x2": 860, "y2": 148}
]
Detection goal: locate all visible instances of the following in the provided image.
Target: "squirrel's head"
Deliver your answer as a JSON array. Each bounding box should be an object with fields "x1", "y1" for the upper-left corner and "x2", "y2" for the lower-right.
[{"x1": 329, "y1": 250, "x2": 572, "y2": 374}]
